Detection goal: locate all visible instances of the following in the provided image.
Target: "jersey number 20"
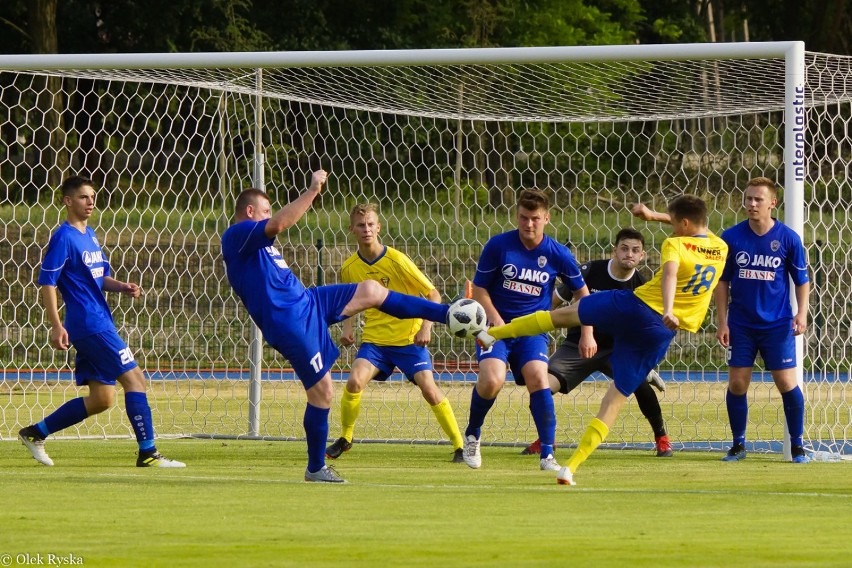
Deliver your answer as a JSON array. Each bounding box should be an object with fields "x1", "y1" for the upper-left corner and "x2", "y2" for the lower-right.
[{"x1": 682, "y1": 264, "x2": 716, "y2": 296}]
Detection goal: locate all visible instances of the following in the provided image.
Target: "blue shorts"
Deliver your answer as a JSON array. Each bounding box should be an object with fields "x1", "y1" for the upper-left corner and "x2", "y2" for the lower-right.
[
  {"x1": 726, "y1": 320, "x2": 796, "y2": 370},
  {"x1": 355, "y1": 343, "x2": 433, "y2": 383},
  {"x1": 73, "y1": 329, "x2": 138, "y2": 386},
  {"x1": 269, "y1": 284, "x2": 358, "y2": 389},
  {"x1": 578, "y1": 290, "x2": 675, "y2": 397},
  {"x1": 476, "y1": 334, "x2": 550, "y2": 383}
]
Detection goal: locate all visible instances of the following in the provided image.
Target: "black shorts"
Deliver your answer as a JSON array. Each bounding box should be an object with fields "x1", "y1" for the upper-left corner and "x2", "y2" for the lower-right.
[{"x1": 514, "y1": 341, "x2": 613, "y2": 395}]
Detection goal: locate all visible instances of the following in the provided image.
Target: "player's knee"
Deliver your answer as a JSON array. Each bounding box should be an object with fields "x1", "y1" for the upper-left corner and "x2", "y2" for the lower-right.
[
  {"x1": 117, "y1": 368, "x2": 147, "y2": 392},
  {"x1": 476, "y1": 377, "x2": 503, "y2": 399},
  {"x1": 307, "y1": 376, "x2": 335, "y2": 406},
  {"x1": 358, "y1": 279, "x2": 388, "y2": 307},
  {"x1": 418, "y1": 384, "x2": 443, "y2": 405},
  {"x1": 86, "y1": 392, "x2": 114, "y2": 415},
  {"x1": 345, "y1": 378, "x2": 366, "y2": 393}
]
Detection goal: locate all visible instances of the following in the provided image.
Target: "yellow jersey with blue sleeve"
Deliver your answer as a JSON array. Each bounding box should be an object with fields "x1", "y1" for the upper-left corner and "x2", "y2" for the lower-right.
[
  {"x1": 633, "y1": 233, "x2": 728, "y2": 333},
  {"x1": 340, "y1": 246, "x2": 436, "y2": 346}
]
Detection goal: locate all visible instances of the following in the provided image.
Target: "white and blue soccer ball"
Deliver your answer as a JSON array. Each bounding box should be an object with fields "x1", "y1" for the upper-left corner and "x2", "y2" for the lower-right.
[{"x1": 447, "y1": 298, "x2": 486, "y2": 338}]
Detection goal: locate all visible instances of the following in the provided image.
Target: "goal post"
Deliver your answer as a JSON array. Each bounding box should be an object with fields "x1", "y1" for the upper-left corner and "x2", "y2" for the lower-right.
[{"x1": 1, "y1": 42, "x2": 849, "y2": 458}]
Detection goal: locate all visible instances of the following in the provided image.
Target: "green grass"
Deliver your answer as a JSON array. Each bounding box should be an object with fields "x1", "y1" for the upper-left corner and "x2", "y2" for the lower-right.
[
  {"x1": 4, "y1": 378, "x2": 851, "y2": 452},
  {"x1": 1, "y1": 439, "x2": 850, "y2": 567}
]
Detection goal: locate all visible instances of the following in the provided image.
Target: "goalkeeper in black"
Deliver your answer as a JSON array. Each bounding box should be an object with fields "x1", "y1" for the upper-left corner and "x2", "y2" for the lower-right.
[{"x1": 518, "y1": 228, "x2": 673, "y2": 457}]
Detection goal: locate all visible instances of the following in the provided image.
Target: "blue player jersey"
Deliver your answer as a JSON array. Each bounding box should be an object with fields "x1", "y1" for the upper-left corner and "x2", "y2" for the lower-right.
[
  {"x1": 37, "y1": 222, "x2": 115, "y2": 341},
  {"x1": 221, "y1": 218, "x2": 309, "y2": 344},
  {"x1": 719, "y1": 219, "x2": 809, "y2": 329},
  {"x1": 473, "y1": 230, "x2": 585, "y2": 321}
]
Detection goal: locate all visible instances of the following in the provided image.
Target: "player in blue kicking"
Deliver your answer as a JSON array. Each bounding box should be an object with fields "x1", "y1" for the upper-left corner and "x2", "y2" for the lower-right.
[
  {"x1": 326, "y1": 203, "x2": 465, "y2": 463},
  {"x1": 462, "y1": 188, "x2": 590, "y2": 472},
  {"x1": 222, "y1": 170, "x2": 472, "y2": 483},
  {"x1": 481, "y1": 195, "x2": 728, "y2": 485},
  {"x1": 19, "y1": 175, "x2": 185, "y2": 468},
  {"x1": 635, "y1": 178, "x2": 811, "y2": 463}
]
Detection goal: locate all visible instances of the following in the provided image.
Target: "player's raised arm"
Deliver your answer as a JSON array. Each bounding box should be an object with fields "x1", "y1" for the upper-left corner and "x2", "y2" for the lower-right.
[
  {"x1": 265, "y1": 169, "x2": 328, "y2": 237},
  {"x1": 631, "y1": 203, "x2": 672, "y2": 225}
]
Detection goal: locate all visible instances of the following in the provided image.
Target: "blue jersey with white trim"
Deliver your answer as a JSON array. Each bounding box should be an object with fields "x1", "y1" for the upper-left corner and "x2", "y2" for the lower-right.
[
  {"x1": 719, "y1": 219, "x2": 809, "y2": 328},
  {"x1": 37, "y1": 222, "x2": 115, "y2": 341},
  {"x1": 221, "y1": 218, "x2": 309, "y2": 343},
  {"x1": 473, "y1": 230, "x2": 585, "y2": 321}
]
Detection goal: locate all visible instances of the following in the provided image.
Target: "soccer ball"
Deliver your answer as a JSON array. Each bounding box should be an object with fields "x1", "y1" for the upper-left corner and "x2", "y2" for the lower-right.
[{"x1": 447, "y1": 298, "x2": 486, "y2": 338}]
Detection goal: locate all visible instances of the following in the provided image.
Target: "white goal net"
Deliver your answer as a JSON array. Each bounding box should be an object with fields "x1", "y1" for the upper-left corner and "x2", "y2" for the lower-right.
[{"x1": 1, "y1": 44, "x2": 850, "y2": 456}]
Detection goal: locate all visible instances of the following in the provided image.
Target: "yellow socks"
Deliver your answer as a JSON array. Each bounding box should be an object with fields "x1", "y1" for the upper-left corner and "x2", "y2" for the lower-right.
[
  {"x1": 339, "y1": 387, "x2": 362, "y2": 442},
  {"x1": 431, "y1": 398, "x2": 464, "y2": 450},
  {"x1": 565, "y1": 417, "x2": 610, "y2": 474},
  {"x1": 489, "y1": 311, "x2": 555, "y2": 340}
]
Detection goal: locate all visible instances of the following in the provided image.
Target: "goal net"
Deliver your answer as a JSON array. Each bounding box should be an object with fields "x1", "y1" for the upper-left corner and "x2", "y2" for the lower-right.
[{"x1": 1, "y1": 44, "x2": 850, "y2": 456}]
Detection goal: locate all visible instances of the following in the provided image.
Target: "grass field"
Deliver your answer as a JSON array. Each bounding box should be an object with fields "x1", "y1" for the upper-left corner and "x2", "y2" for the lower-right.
[{"x1": 1, "y1": 439, "x2": 850, "y2": 567}]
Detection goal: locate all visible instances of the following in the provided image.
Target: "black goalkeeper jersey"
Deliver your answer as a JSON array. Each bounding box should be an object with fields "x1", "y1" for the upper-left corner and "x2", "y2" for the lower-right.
[{"x1": 555, "y1": 259, "x2": 646, "y2": 350}]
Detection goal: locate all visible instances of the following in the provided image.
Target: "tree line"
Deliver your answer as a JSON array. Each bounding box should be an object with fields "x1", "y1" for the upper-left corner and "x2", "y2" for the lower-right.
[{"x1": 2, "y1": 1, "x2": 850, "y2": 57}]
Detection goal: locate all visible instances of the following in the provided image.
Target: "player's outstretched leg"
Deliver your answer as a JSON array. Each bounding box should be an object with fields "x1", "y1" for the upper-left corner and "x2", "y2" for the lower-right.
[
  {"x1": 378, "y1": 289, "x2": 449, "y2": 324},
  {"x1": 18, "y1": 425, "x2": 53, "y2": 466}
]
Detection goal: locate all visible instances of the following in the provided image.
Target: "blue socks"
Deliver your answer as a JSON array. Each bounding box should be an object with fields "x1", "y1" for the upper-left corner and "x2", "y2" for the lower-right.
[
  {"x1": 380, "y1": 290, "x2": 449, "y2": 324},
  {"x1": 464, "y1": 388, "x2": 496, "y2": 439},
  {"x1": 529, "y1": 389, "x2": 556, "y2": 458},
  {"x1": 125, "y1": 391, "x2": 156, "y2": 452},
  {"x1": 304, "y1": 403, "x2": 330, "y2": 473},
  {"x1": 39, "y1": 397, "x2": 88, "y2": 436},
  {"x1": 726, "y1": 389, "x2": 748, "y2": 446},
  {"x1": 781, "y1": 386, "x2": 805, "y2": 447},
  {"x1": 37, "y1": 392, "x2": 157, "y2": 453}
]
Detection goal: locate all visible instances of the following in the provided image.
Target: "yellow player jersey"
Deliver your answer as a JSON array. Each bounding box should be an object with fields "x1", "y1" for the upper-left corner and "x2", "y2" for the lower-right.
[
  {"x1": 633, "y1": 233, "x2": 728, "y2": 333},
  {"x1": 340, "y1": 246, "x2": 437, "y2": 346}
]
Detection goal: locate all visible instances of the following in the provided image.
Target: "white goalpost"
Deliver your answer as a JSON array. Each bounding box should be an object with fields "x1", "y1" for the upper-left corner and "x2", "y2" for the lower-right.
[{"x1": 1, "y1": 42, "x2": 850, "y2": 458}]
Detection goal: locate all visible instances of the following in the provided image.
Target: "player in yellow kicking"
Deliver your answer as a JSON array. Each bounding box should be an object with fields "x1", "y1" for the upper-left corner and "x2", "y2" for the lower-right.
[
  {"x1": 326, "y1": 203, "x2": 465, "y2": 462},
  {"x1": 477, "y1": 195, "x2": 728, "y2": 485}
]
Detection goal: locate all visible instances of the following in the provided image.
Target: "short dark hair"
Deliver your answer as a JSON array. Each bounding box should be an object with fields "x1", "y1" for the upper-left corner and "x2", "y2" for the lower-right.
[
  {"x1": 517, "y1": 189, "x2": 549, "y2": 212},
  {"x1": 614, "y1": 227, "x2": 644, "y2": 247},
  {"x1": 61, "y1": 175, "x2": 94, "y2": 197},
  {"x1": 235, "y1": 188, "x2": 269, "y2": 215},
  {"x1": 667, "y1": 194, "x2": 707, "y2": 226}
]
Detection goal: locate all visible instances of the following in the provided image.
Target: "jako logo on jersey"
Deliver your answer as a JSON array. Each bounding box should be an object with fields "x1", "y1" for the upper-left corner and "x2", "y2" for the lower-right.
[
  {"x1": 735, "y1": 252, "x2": 781, "y2": 269},
  {"x1": 502, "y1": 264, "x2": 518, "y2": 279},
  {"x1": 82, "y1": 250, "x2": 104, "y2": 266},
  {"x1": 519, "y1": 268, "x2": 550, "y2": 283}
]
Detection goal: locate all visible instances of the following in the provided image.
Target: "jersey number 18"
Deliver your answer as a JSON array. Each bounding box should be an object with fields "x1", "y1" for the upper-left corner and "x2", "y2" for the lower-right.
[{"x1": 682, "y1": 264, "x2": 716, "y2": 296}]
